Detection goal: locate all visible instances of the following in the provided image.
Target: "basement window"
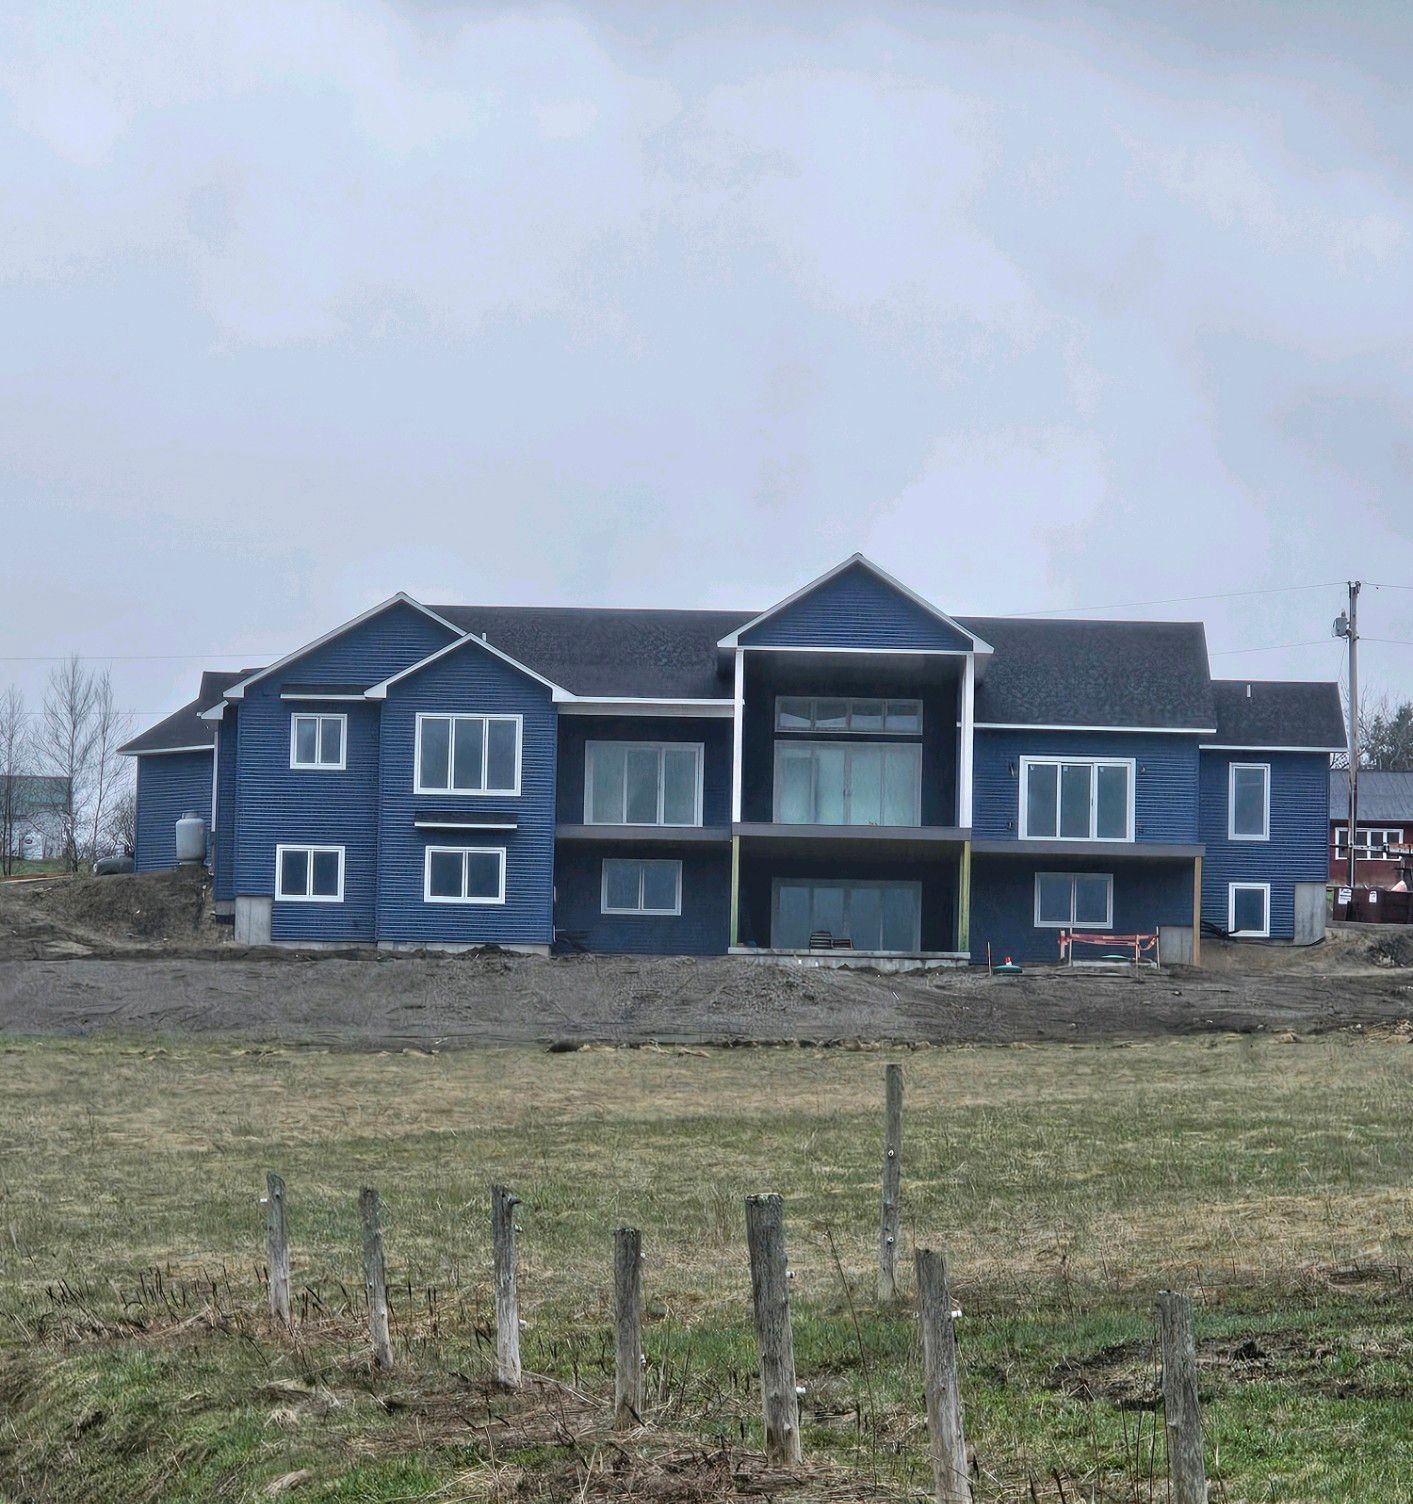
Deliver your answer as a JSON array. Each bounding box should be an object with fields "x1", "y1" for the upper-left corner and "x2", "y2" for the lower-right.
[
  {"x1": 1228, "y1": 882, "x2": 1270, "y2": 938},
  {"x1": 276, "y1": 844, "x2": 344, "y2": 902},
  {"x1": 424, "y1": 846, "x2": 506, "y2": 904},
  {"x1": 1034, "y1": 872, "x2": 1113, "y2": 929},
  {"x1": 290, "y1": 713, "x2": 346, "y2": 770},
  {"x1": 602, "y1": 858, "x2": 682, "y2": 916}
]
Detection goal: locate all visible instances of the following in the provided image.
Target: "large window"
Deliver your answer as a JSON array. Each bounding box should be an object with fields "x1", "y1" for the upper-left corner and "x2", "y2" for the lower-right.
[
  {"x1": 276, "y1": 844, "x2": 344, "y2": 902},
  {"x1": 585, "y1": 742, "x2": 703, "y2": 826},
  {"x1": 1020, "y1": 757, "x2": 1133, "y2": 841},
  {"x1": 602, "y1": 858, "x2": 682, "y2": 915},
  {"x1": 775, "y1": 697, "x2": 922, "y2": 734},
  {"x1": 1334, "y1": 826, "x2": 1403, "y2": 856},
  {"x1": 1034, "y1": 872, "x2": 1113, "y2": 929},
  {"x1": 772, "y1": 879, "x2": 921, "y2": 952},
  {"x1": 416, "y1": 714, "x2": 521, "y2": 795},
  {"x1": 424, "y1": 846, "x2": 506, "y2": 904},
  {"x1": 290, "y1": 713, "x2": 346, "y2": 770},
  {"x1": 1228, "y1": 762, "x2": 1270, "y2": 841},
  {"x1": 1228, "y1": 882, "x2": 1270, "y2": 938},
  {"x1": 774, "y1": 742, "x2": 921, "y2": 826}
]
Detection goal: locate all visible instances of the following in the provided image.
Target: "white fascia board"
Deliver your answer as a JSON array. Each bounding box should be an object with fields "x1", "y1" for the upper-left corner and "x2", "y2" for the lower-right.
[
  {"x1": 365, "y1": 630, "x2": 571, "y2": 701},
  {"x1": 558, "y1": 698, "x2": 734, "y2": 718},
  {"x1": 123, "y1": 744, "x2": 215, "y2": 757},
  {"x1": 739, "y1": 644, "x2": 975, "y2": 657},
  {"x1": 975, "y1": 722, "x2": 1219, "y2": 735},
  {"x1": 716, "y1": 553, "x2": 994, "y2": 654},
  {"x1": 223, "y1": 594, "x2": 462, "y2": 700},
  {"x1": 198, "y1": 701, "x2": 227, "y2": 722},
  {"x1": 279, "y1": 691, "x2": 367, "y2": 702},
  {"x1": 1200, "y1": 743, "x2": 1344, "y2": 754}
]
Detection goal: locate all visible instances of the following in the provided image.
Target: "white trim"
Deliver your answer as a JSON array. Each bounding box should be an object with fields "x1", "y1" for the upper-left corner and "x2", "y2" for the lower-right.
[
  {"x1": 1228, "y1": 881, "x2": 1271, "y2": 938},
  {"x1": 1201, "y1": 743, "x2": 1344, "y2": 753},
  {"x1": 211, "y1": 723, "x2": 220, "y2": 832},
  {"x1": 1033, "y1": 871, "x2": 1114, "y2": 929},
  {"x1": 123, "y1": 743, "x2": 214, "y2": 757},
  {"x1": 558, "y1": 698, "x2": 733, "y2": 718},
  {"x1": 601, "y1": 857, "x2": 683, "y2": 916},
  {"x1": 414, "y1": 818, "x2": 518, "y2": 831},
  {"x1": 225, "y1": 594, "x2": 461, "y2": 699},
  {"x1": 366, "y1": 631, "x2": 569, "y2": 701},
  {"x1": 423, "y1": 845, "x2": 507, "y2": 905},
  {"x1": 742, "y1": 644, "x2": 974, "y2": 657},
  {"x1": 198, "y1": 701, "x2": 227, "y2": 722},
  {"x1": 731, "y1": 648, "x2": 745, "y2": 824},
  {"x1": 772, "y1": 740, "x2": 923, "y2": 826},
  {"x1": 980, "y1": 722, "x2": 1218, "y2": 735},
  {"x1": 1227, "y1": 761, "x2": 1270, "y2": 842},
  {"x1": 717, "y1": 553, "x2": 994, "y2": 653},
  {"x1": 958, "y1": 654, "x2": 975, "y2": 827},
  {"x1": 275, "y1": 844, "x2": 345, "y2": 902},
  {"x1": 773, "y1": 695, "x2": 923, "y2": 735},
  {"x1": 1019, "y1": 756, "x2": 1136, "y2": 842},
  {"x1": 289, "y1": 711, "x2": 348, "y2": 772},
  {"x1": 279, "y1": 692, "x2": 366, "y2": 702},
  {"x1": 584, "y1": 740, "x2": 704, "y2": 826},
  {"x1": 414, "y1": 712, "x2": 523, "y2": 797}
]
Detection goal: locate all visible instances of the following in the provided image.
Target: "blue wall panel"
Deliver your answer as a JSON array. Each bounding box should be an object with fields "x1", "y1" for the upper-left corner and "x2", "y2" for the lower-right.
[
  {"x1": 134, "y1": 752, "x2": 213, "y2": 872},
  {"x1": 556, "y1": 716, "x2": 733, "y2": 826},
  {"x1": 554, "y1": 844, "x2": 731, "y2": 954},
  {"x1": 1198, "y1": 751, "x2": 1330, "y2": 940},
  {"x1": 972, "y1": 730, "x2": 1201, "y2": 843},
  {"x1": 741, "y1": 563, "x2": 973, "y2": 651},
  {"x1": 213, "y1": 713, "x2": 238, "y2": 902}
]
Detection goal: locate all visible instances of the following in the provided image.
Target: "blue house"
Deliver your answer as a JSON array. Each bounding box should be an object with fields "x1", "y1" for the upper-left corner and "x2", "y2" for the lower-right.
[{"x1": 119, "y1": 558, "x2": 1344, "y2": 964}]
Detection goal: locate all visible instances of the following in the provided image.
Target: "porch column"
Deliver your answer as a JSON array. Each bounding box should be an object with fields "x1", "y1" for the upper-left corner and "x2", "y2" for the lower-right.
[
  {"x1": 1191, "y1": 854, "x2": 1202, "y2": 966},
  {"x1": 956, "y1": 841, "x2": 971, "y2": 956},
  {"x1": 730, "y1": 835, "x2": 742, "y2": 947}
]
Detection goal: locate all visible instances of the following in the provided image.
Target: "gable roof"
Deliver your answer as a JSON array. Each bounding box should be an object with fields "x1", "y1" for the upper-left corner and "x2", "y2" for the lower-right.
[
  {"x1": 1329, "y1": 769, "x2": 1413, "y2": 822},
  {"x1": 365, "y1": 629, "x2": 571, "y2": 700},
  {"x1": 960, "y1": 617, "x2": 1216, "y2": 730},
  {"x1": 1208, "y1": 679, "x2": 1346, "y2": 751},
  {"x1": 119, "y1": 670, "x2": 247, "y2": 755}
]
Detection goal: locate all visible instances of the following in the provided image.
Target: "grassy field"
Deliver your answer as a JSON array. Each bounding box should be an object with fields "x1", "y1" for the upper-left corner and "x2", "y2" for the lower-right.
[{"x1": 2, "y1": 1030, "x2": 1412, "y2": 1502}]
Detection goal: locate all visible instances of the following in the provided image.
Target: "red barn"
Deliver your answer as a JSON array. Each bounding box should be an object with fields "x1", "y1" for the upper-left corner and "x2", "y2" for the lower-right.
[{"x1": 1329, "y1": 770, "x2": 1413, "y2": 888}]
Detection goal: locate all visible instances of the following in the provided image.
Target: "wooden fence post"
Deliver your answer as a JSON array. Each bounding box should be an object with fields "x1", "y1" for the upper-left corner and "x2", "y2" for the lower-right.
[
  {"x1": 265, "y1": 1172, "x2": 290, "y2": 1325},
  {"x1": 878, "y1": 1063, "x2": 903, "y2": 1301},
  {"x1": 492, "y1": 1185, "x2": 522, "y2": 1386},
  {"x1": 1157, "y1": 1290, "x2": 1208, "y2": 1504},
  {"x1": 915, "y1": 1248, "x2": 969, "y2": 1503},
  {"x1": 359, "y1": 1187, "x2": 393, "y2": 1371},
  {"x1": 613, "y1": 1227, "x2": 643, "y2": 1430},
  {"x1": 744, "y1": 1193, "x2": 802, "y2": 1465}
]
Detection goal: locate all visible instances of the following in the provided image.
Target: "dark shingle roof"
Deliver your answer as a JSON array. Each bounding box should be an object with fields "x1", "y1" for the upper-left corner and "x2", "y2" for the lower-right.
[
  {"x1": 118, "y1": 670, "x2": 247, "y2": 755},
  {"x1": 1210, "y1": 679, "x2": 1345, "y2": 751},
  {"x1": 1329, "y1": 770, "x2": 1413, "y2": 821},
  {"x1": 959, "y1": 617, "x2": 1216, "y2": 730}
]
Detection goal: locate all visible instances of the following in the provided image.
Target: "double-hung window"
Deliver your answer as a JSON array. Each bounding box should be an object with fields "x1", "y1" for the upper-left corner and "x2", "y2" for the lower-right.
[
  {"x1": 774, "y1": 742, "x2": 922, "y2": 826},
  {"x1": 602, "y1": 858, "x2": 682, "y2": 915},
  {"x1": 1034, "y1": 872, "x2": 1113, "y2": 928},
  {"x1": 585, "y1": 742, "x2": 703, "y2": 826},
  {"x1": 416, "y1": 715, "x2": 521, "y2": 795},
  {"x1": 1228, "y1": 882, "x2": 1270, "y2": 938},
  {"x1": 1020, "y1": 757, "x2": 1133, "y2": 841},
  {"x1": 276, "y1": 844, "x2": 344, "y2": 902},
  {"x1": 1228, "y1": 763, "x2": 1270, "y2": 841},
  {"x1": 424, "y1": 846, "x2": 506, "y2": 904},
  {"x1": 290, "y1": 713, "x2": 346, "y2": 770}
]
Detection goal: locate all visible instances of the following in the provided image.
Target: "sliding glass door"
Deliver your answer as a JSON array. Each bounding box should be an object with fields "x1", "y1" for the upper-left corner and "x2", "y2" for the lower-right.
[
  {"x1": 772, "y1": 878, "x2": 922, "y2": 952},
  {"x1": 773, "y1": 742, "x2": 921, "y2": 826}
]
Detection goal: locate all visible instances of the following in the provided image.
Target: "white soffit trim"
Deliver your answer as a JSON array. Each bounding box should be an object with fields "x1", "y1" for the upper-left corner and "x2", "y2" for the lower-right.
[
  {"x1": 1201, "y1": 743, "x2": 1344, "y2": 753},
  {"x1": 198, "y1": 701, "x2": 227, "y2": 722},
  {"x1": 123, "y1": 744, "x2": 215, "y2": 757},
  {"x1": 976, "y1": 722, "x2": 1218, "y2": 735},
  {"x1": 558, "y1": 698, "x2": 734, "y2": 718},
  {"x1": 365, "y1": 631, "x2": 571, "y2": 701},
  {"x1": 716, "y1": 552, "x2": 994, "y2": 655}
]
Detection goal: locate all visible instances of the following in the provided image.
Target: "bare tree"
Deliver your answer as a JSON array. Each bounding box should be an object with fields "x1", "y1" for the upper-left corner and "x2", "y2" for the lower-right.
[
  {"x1": 104, "y1": 779, "x2": 138, "y2": 856},
  {"x1": 1333, "y1": 687, "x2": 1413, "y2": 772},
  {"x1": 0, "y1": 685, "x2": 30, "y2": 877}
]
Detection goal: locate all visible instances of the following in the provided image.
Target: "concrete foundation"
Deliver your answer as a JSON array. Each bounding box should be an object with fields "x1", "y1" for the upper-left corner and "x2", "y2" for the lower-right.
[
  {"x1": 376, "y1": 941, "x2": 551, "y2": 956},
  {"x1": 234, "y1": 896, "x2": 273, "y2": 946},
  {"x1": 729, "y1": 946, "x2": 968, "y2": 973},
  {"x1": 1157, "y1": 924, "x2": 1195, "y2": 966},
  {"x1": 1293, "y1": 882, "x2": 1328, "y2": 946}
]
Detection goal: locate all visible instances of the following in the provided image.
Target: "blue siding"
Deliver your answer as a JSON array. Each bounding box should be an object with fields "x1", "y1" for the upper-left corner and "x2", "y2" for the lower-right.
[
  {"x1": 972, "y1": 730, "x2": 1200, "y2": 843},
  {"x1": 134, "y1": 752, "x2": 213, "y2": 872},
  {"x1": 375, "y1": 640, "x2": 556, "y2": 946},
  {"x1": 557, "y1": 716, "x2": 733, "y2": 826},
  {"x1": 970, "y1": 854, "x2": 1193, "y2": 965},
  {"x1": 1199, "y1": 751, "x2": 1330, "y2": 940},
  {"x1": 213, "y1": 713, "x2": 238, "y2": 902},
  {"x1": 741, "y1": 563, "x2": 973, "y2": 651},
  {"x1": 555, "y1": 845, "x2": 731, "y2": 954}
]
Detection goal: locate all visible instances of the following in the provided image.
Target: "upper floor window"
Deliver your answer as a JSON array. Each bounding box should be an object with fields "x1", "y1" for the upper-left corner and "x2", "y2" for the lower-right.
[
  {"x1": 276, "y1": 844, "x2": 344, "y2": 902},
  {"x1": 1228, "y1": 762, "x2": 1270, "y2": 841},
  {"x1": 775, "y1": 741, "x2": 921, "y2": 826},
  {"x1": 776, "y1": 696, "x2": 922, "y2": 734},
  {"x1": 416, "y1": 714, "x2": 521, "y2": 796},
  {"x1": 290, "y1": 713, "x2": 346, "y2": 770},
  {"x1": 585, "y1": 742, "x2": 703, "y2": 826},
  {"x1": 1020, "y1": 757, "x2": 1133, "y2": 841}
]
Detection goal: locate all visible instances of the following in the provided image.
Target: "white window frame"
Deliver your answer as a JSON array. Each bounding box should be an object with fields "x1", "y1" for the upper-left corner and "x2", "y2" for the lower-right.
[
  {"x1": 584, "y1": 741, "x2": 704, "y2": 827},
  {"x1": 774, "y1": 696, "x2": 924, "y2": 735},
  {"x1": 601, "y1": 857, "x2": 683, "y2": 916},
  {"x1": 414, "y1": 713, "x2": 523, "y2": 797},
  {"x1": 423, "y1": 845, "x2": 507, "y2": 905},
  {"x1": 1019, "y1": 756, "x2": 1136, "y2": 842},
  {"x1": 1033, "y1": 872, "x2": 1114, "y2": 929},
  {"x1": 1227, "y1": 761, "x2": 1270, "y2": 842},
  {"x1": 772, "y1": 740, "x2": 924, "y2": 826},
  {"x1": 289, "y1": 712, "x2": 347, "y2": 771},
  {"x1": 1228, "y1": 881, "x2": 1271, "y2": 938},
  {"x1": 1334, "y1": 826, "x2": 1404, "y2": 855},
  {"x1": 275, "y1": 843, "x2": 345, "y2": 903}
]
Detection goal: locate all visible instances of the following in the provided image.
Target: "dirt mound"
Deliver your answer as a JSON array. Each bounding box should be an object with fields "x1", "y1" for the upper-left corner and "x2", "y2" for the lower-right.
[{"x1": 0, "y1": 868, "x2": 221, "y2": 959}]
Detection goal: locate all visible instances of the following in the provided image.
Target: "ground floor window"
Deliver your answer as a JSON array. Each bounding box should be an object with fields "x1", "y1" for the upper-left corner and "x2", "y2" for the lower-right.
[
  {"x1": 424, "y1": 846, "x2": 506, "y2": 904},
  {"x1": 276, "y1": 844, "x2": 344, "y2": 902},
  {"x1": 602, "y1": 858, "x2": 682, "y2": 915},
  {"x1": 1034, "y1": 872, "x2": 1113, "y2": 928},
  {"x1": 771, "y1": 878, "x2": 921, "y2": 952},
  {"x1": 1228, "y1": 881, "x2": 1270, "y2": 938}
]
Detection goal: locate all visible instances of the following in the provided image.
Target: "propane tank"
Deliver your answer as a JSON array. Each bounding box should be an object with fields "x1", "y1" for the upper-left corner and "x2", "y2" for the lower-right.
[{"x1": 175, "y1": 811, "x2": 206, "y2": 865}]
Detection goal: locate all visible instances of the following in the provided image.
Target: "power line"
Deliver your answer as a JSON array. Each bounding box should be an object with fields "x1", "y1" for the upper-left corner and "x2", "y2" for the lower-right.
[
  {"x1": 0, "y1": 652, "x2": 270, "y2": 663},
  {"x1": 1002, "y1": 581, "x2": 1343, "y2": 618},
  {"x1": 1208, "y1": 638, "x2": 1335, "y2": 656},
  {"x1": 1360, "y1": 637, "x2": 1413, "y2": 648}
]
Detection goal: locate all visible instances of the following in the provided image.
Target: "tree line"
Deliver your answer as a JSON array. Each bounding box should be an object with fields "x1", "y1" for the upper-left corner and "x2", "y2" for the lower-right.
[
  {"x1": 1331, "y1": 691, "x2": 1413, "y2": 773},
  {"x1": 0, "y1": 657, "x2": 134, "y2": 876}
]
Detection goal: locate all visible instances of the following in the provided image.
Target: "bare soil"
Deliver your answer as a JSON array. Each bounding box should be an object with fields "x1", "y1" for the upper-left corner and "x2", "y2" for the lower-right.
[{"x1": 2, "y1": 871, "x2": 1412, "y2": 1049}]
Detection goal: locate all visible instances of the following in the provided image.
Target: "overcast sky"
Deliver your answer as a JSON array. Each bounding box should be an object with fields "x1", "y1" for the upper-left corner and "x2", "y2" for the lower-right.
[{"x1": 3, "y1": 0, "x2": 1410, "y2": 735}]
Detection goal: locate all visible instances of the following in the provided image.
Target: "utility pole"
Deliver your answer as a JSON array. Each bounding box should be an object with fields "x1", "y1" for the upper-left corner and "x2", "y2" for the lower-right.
[{"x1": 1335, "y1": 582, "x2": 1361, "y2": 889}]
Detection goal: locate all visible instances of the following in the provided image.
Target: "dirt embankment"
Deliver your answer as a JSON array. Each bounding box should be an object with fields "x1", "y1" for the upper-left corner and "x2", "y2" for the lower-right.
[{"x1": 1, "y1": 871, "x2": 1411, "y2": 1049}]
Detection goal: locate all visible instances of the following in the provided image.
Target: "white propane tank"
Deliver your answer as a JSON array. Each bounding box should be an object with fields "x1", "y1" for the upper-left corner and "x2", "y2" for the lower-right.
[{"x1": 175, "y1": 811, "x2": 206, "y2": 865}]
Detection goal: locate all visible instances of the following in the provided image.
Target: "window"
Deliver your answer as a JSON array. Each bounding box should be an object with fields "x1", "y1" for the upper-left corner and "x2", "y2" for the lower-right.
[
  {"x1": 772, "y1": 879, "x2": 922, "y2": 952},
  {"x1": 602, "y1": 858, "x2": 682, "y2": 916},
  {"x1": 585, "y1": 742, "x2": 703, "y2": 826},
  {"x1": 1020, "y1": 757, "x2": 1133, "y2": 841},
  {"x1": 424, "y1": 846, "x2": 506, "y2": 904},
  {"x1": 774, "y1": 742, "x2": 921, "y2": 826},
  {"x1": 415, "y1": 714, "x2": 521, "y2": 795},
  {"x1": 1228, "y1": 762, "x2": 1270, "y2": 841},
  {"x1": 1228, "y1": 882, "x2": 1270, "y2": 938},
  {"x1": 290, "y1": 713, "x2": 346, "y2": 770},
  {"x1": 1034, "y1": 872, "x2": 1113, "y2": 928},
  {"x1": 775, "y1": 696, "x2": 922, "y2": 734},
  {"x1": 1334, "y1": 826, "x2": 1404, "y2": 856},
  {"x1": 276, "y1": 844, "x2": 344, "y2": 902}
]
